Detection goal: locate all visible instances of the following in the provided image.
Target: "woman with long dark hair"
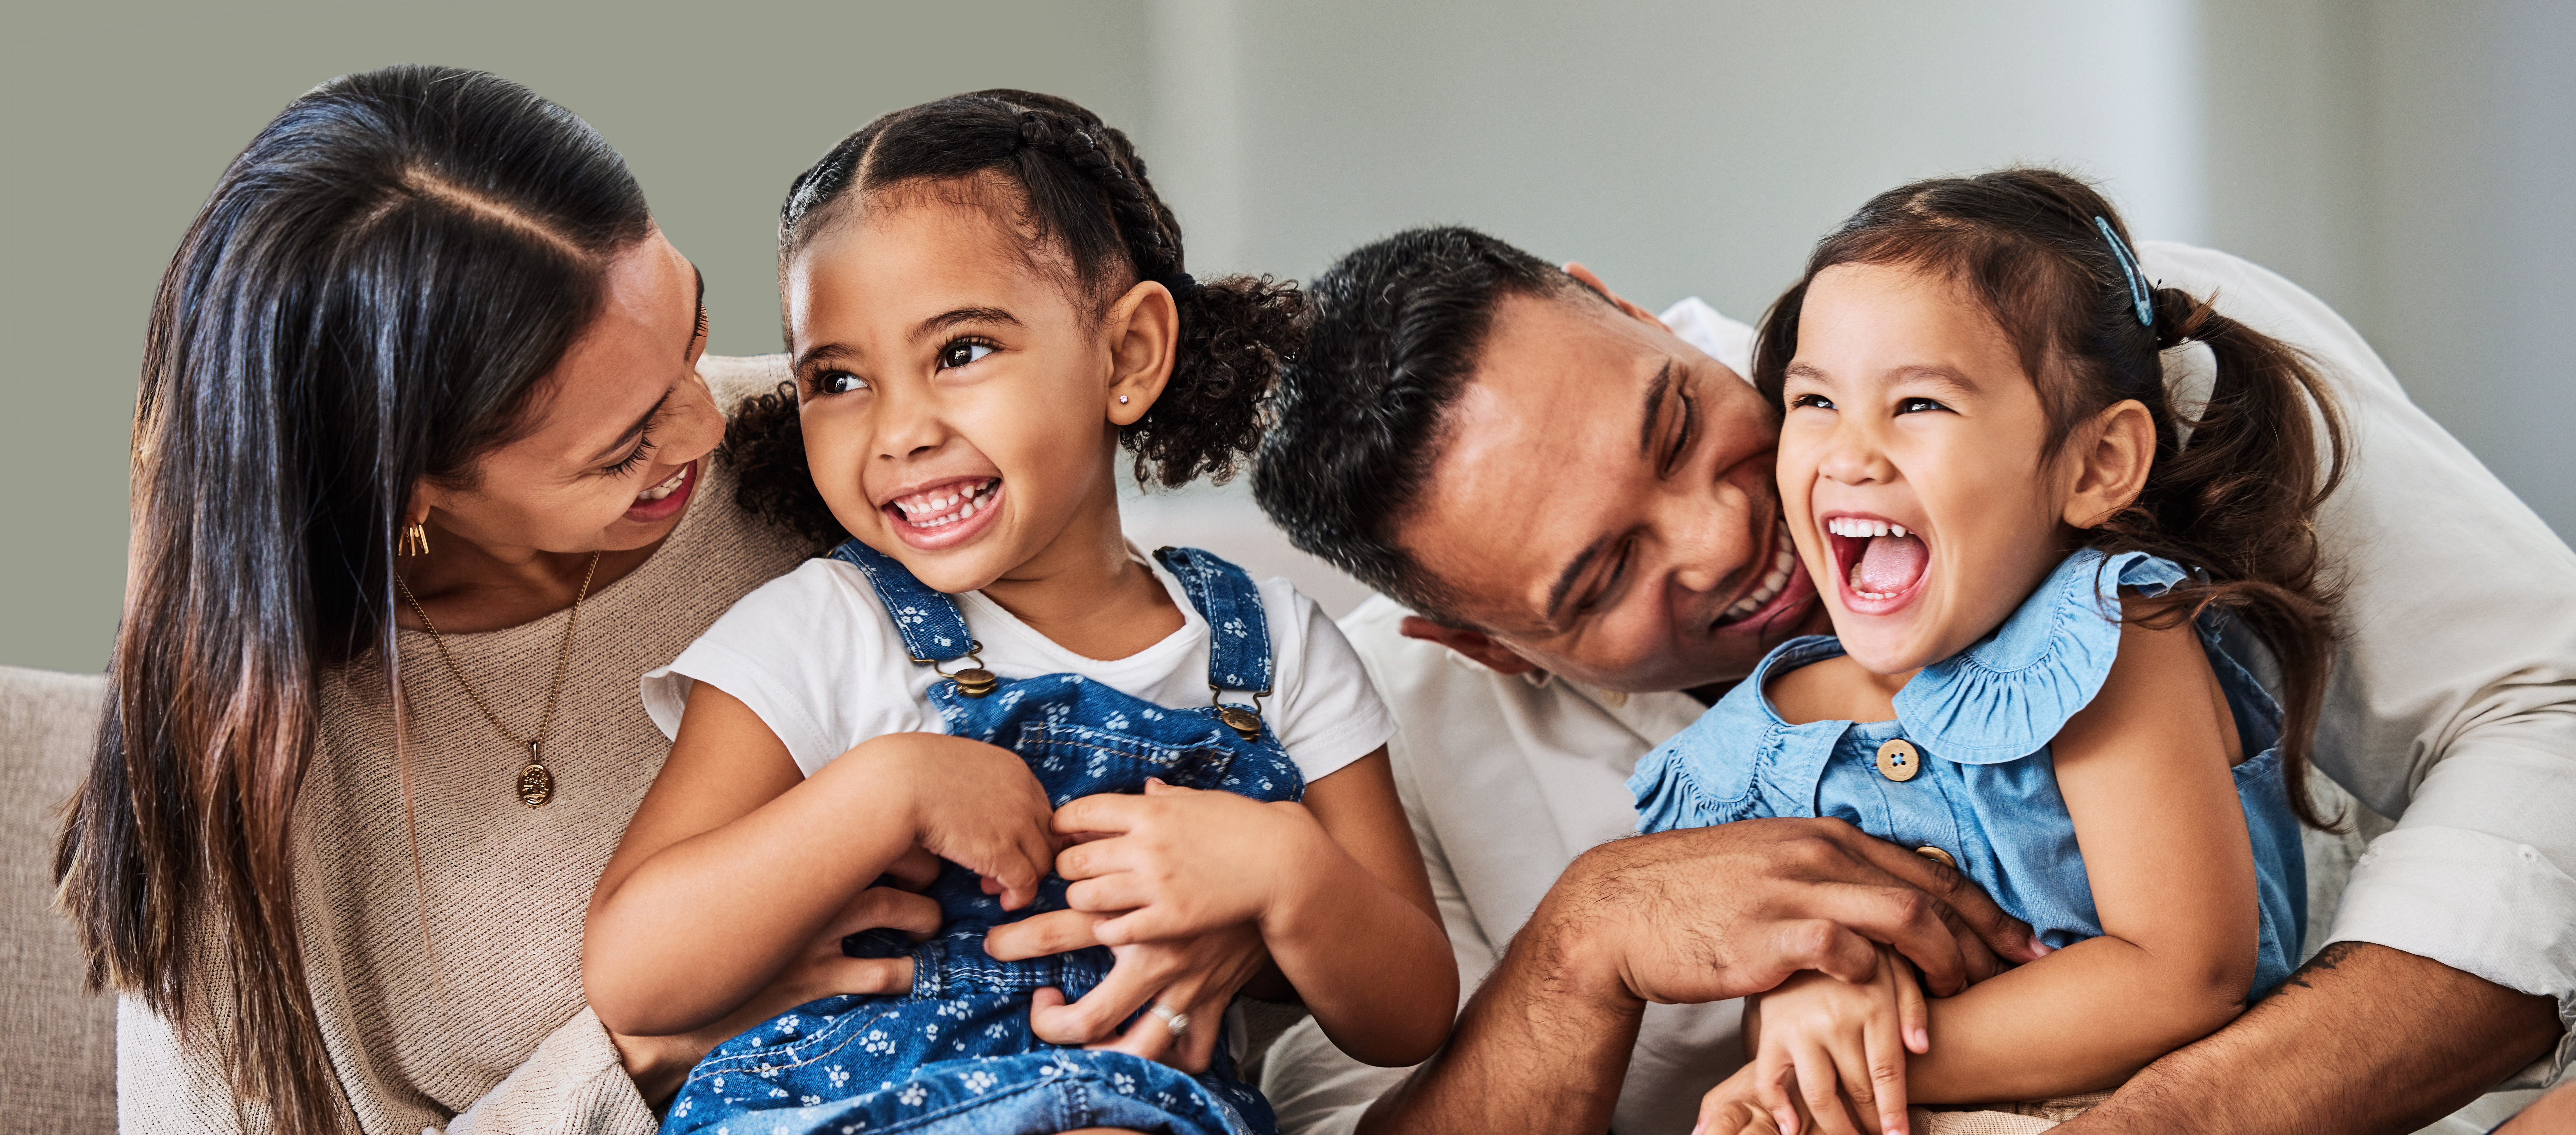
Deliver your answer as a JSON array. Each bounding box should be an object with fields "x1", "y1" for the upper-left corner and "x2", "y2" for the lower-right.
[{"x1": 53, "y1": 66, "x2": 853, "y2": 1133}]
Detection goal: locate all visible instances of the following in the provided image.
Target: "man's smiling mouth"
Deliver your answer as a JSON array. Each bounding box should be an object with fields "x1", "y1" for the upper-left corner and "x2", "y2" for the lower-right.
[{"x1": 1717, "y1": 525, "x2": 1800, "y2": 625}]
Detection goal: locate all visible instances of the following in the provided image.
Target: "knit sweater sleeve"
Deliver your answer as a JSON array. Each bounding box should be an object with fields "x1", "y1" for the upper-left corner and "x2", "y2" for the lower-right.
[{"x1": 440, "y1": 1007, "x2": 657, "y2": 1135}]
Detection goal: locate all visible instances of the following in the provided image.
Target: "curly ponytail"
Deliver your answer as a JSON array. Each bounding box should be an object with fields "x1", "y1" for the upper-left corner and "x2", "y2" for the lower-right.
[
  {"x1": 1753, "y1": 167, "x2": 2348, "y2": 829},
  {"x1": 740, "y1": 89, "x2": 1304, "y2": 523}
]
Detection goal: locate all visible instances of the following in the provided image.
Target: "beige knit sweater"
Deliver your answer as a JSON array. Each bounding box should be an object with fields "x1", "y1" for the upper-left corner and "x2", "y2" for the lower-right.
[{"x1": 117, "y1": 358, "x2": 812, "y2": 1135}]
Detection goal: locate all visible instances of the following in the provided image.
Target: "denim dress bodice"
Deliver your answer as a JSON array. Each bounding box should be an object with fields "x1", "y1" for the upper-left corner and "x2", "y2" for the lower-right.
[
  {"x1": 1630, "y1": 549, "x2": 2307, "y2": 999},
  {"x1": 664, "y1": 542, "x2": 1301, "y2": 1135}
]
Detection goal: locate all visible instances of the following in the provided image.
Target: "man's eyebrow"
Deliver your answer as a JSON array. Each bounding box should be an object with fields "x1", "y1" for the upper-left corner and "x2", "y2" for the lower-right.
[
  {"x1": 912, "y1": 307, "x2": 1021, "y2": 344},
  {"x1": 1636, "y1": 360, "x2": 1674, "y2": 456},
  {"x1": 587, "y1": 388, "x2": 672, "y2": 465},
  {"x1": 1544, "y1": 532, "x2": 1614, "y2": 625}
]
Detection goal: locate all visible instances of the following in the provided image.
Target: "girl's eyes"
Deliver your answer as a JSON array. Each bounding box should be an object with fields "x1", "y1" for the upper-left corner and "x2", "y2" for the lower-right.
[
  {"x1": 1896, "y1": 396, "x2": 1951, "y2": 414},
  {"x1": 936, "y1": 340, "x2": 996, "y2": 370},
  {"x1": 1790, "y1": 393, "x2": 1836, "y2": 410},
  {"x1": 815, "y1": 371, "x2": 868, "y2": 395}
]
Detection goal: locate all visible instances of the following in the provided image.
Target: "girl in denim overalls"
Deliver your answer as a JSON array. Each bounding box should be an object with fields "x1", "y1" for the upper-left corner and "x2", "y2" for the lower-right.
[
  {"x1": 587, "y1": 91, "x2": 1455, "y2": 1135},
  {"x1": 1631, "y1": 171, "x2": 2349, "y2": 1135}
]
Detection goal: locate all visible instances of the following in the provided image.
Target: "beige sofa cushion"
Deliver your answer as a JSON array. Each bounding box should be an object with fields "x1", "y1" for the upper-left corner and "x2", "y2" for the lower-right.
[{"x1": 2, "y1": 665, "x2": 114, "y2": 1132}]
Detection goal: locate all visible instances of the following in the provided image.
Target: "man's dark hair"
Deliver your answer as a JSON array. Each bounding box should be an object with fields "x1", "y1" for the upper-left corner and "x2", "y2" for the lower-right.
[{"x1": 1252, "y1": 226, "x2": 1584, "y2": 621}]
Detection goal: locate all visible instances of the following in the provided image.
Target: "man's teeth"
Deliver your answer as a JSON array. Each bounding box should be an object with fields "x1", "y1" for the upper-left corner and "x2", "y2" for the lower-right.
[
  {"x1": 891, "y1": 478, "x2": 1000, "y2": 527},
  {"x1": 1723, "y1": 528, "x2": 1802, "y2": 620},
  {"x1": 1825, "y1": 516, "x2": 1909, "y2": 539},
  {"x1": 635, "y1": 465, "x2": 688, "y2": 502}
]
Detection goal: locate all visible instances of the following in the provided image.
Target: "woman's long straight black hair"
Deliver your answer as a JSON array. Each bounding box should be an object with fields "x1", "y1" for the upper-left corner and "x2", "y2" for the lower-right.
[{"x1": 55, "y1": 65, "x2": 652, "y2": 1133}]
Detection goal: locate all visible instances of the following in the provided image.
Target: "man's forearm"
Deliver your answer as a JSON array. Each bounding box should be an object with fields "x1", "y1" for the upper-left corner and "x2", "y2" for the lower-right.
[
  {"x1": 2064, "y1": 943, "x2": 2561, "y2": 1135},
  {"x1": 1358, "y1": 892, "x2": 1645, "y2": 1135}
]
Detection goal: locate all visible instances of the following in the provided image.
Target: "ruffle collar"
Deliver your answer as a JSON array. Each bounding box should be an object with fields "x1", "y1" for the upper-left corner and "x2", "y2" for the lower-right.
[{"x1": 1888, "y1": 548, "x2": 2188, "y2": 764}]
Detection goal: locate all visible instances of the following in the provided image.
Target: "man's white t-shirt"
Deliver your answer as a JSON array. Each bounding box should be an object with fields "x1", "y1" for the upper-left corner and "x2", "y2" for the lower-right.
[{"x1": 642, "y1": 544, "x2": 1397, "y2": 784}]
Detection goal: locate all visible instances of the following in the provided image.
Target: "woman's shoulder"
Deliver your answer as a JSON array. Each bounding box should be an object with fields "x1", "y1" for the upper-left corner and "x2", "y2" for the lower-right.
[{"x1": 1893, "y1": 548, "x2": 2190, "y2": 764}]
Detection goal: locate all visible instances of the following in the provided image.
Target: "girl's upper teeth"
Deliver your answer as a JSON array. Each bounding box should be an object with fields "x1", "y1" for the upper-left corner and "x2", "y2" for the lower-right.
[
  {"x1": 1826, "y1": 517, "x2": 1909, "y2": 539},
  {"x1": 892, "y1": 479, "x2": 998, "y2": 525}
]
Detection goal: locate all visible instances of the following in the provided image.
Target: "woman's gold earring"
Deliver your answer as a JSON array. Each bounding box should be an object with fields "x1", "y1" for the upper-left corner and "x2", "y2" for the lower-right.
[{"x1": 400, "y1": 524, "x2": 430, "y2": 557}]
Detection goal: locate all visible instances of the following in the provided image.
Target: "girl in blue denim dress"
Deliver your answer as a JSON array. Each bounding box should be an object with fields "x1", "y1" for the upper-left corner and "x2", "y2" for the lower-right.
[
  {"x1": 1633, "y1": 171, "x2": 2349, "y2": 1135},
  {"x1": 585, "y1": 91, "x2": 1455, "y2": 1135}
]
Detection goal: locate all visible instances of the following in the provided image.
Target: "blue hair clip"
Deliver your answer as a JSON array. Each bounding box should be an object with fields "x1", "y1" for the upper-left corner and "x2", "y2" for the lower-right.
[{"x1": 2094, "y1": 216, "x2": 2154, "y2": 326}]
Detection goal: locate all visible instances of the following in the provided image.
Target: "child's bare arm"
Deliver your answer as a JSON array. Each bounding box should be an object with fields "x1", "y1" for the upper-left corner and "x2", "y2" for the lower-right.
[
  {"x1": 583, "y1": 682, "x2": 1056, "y2": 1037},
  {"x1": 1903, "y1": 615, "x2": 2260, "y2": 1103}
]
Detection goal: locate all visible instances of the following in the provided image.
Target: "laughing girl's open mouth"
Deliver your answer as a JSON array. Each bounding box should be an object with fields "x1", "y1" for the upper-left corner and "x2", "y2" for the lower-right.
[{"x1": 1825, "y1": 515, "x2": 1930, "y2": 611}]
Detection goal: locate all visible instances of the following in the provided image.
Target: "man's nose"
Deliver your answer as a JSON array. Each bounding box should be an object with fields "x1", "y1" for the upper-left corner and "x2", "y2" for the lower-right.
[{"x1": 1665, "y1": 494, "x2": 1750, "y2": 596}]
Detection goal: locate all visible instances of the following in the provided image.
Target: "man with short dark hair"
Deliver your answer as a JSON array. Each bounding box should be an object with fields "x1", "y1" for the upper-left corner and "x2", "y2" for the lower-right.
[{"x1": 1250, "y1": 225, "x2": 2572, "y2": 1133}]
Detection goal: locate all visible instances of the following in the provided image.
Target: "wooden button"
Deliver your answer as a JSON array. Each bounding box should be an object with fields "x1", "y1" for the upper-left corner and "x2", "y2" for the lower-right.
[
  {"x1": 1874, "y1": 738, "x2": 1921, "y2": 782},
  {"x1": 1914, "y1": 845, "x2": 1956, "y2": 869}
]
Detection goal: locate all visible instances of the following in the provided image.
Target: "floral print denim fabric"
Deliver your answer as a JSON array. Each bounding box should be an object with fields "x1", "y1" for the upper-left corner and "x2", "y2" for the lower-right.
[
  {"x1": 1630, "y1": 549, "x2": 2307, "y2": 999},
  {"x1": 662, "y1": 542, "x2": 1302, "y2": 1135}
]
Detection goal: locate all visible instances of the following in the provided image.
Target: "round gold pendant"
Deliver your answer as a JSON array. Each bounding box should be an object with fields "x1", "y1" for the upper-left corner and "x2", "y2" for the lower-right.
[
  {"x1": 952, "y1": 667, "x2": 999, "y2": 698},
  {"x1": 1216, "y1": 705, "x2": 1263, "y2": 741},
  {"x1": 516, "y1": 760, "x2": 555, "y2": 808}
]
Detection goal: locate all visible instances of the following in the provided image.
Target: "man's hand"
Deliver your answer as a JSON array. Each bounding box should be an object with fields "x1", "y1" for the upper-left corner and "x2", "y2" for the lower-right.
[
  {"x1": 1360, "y1": 818, "x2": 2039, "y2": 1135},
  {"x1": 1571, "y1": 819, "x2": 2043, "y2": 1006}
]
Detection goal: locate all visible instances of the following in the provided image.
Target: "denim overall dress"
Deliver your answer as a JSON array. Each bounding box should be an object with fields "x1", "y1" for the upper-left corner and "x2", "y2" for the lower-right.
[
  {"x1": 1629, "y1": 549, "x2": 2306, "y2": 998},
  {"x1": 662, "y1": 541, "x2": 1301, "y2": 1135}
]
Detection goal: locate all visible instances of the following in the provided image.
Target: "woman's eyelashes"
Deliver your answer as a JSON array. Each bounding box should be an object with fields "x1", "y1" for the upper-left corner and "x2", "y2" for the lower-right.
[{"x1": 605, "y1": 431, "x2": 658, "y2": 476}]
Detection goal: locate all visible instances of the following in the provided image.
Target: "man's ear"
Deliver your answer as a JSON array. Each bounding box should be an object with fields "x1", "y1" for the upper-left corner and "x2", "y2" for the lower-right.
[
  {"x1": 1398, "y1": 615, "x2": 1543, "y2": 677},
  {"x1": 1104, "y1": 279, "x2": 1180, "y2": 426},
  {"x1": 2062, "y1": 399, "x2": 2156, "y2": 528},
  {"x1": 1563, "y1": 262, "x2": 1663, "y2": 327}
]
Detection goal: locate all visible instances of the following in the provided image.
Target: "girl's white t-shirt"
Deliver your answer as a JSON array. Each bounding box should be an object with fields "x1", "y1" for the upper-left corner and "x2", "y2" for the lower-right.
[{"x1": 642, "y1": 544, "x2": 1397, "y2": 784}]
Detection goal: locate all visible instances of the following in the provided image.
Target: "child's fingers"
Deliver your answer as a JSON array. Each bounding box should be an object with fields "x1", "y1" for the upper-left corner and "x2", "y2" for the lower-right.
[
  {"x1": 1790, "y1": 1039, "x2": 1864, "y2": 1135},
  {"x1": 1863, "y1": 1008, "x2": 1911, "y2": 1135},
  {"x1": 1825, "y1": 1030, "x2": 1883, "y2": 1135},
  {"x1": 1139, "y1": 776, "x2": 1198, "y2": 797},
  {"x1": 883, "y1": 844, "x2": 943, "y2": 890},
  {"x1": 1754, "y1": 1043, "x2": 1802, "y2": 1135},
  {"x1": 801, "y1": 954, "x2": 914, "y2": 998},
  {"x1": 981, "y1": 910, "x2": 1107, "y2": 961},
  {"x1": 1892, "y1": 956, "x2": 1929, "y2": 1056},
  {"x1": 819, "y1": 885, "x2": 944, "y2": 943},
  {"x1": 1064, "y1": 872, "x2": 1156, "y2": 917},
  {"x1": 1051, "y1": 791, "x2": 1149, "y2": 836}
]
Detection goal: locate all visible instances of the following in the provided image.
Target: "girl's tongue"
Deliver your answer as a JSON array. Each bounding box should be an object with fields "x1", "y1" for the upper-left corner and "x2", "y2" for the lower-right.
[{"x1": 1852, "y1": 533, "x2": 1929, "y2": 595}]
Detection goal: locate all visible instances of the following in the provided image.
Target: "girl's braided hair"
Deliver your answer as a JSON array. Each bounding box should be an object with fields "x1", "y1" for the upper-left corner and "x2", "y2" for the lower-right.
[{"x1": 730, "y1": 90, "x2": 1304, "y2": 548}]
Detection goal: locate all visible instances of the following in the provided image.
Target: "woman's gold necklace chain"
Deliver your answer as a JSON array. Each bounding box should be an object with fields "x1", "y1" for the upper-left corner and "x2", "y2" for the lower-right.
[{"x1": 395, "y1": 551, "x2": 601, "y2": 808}]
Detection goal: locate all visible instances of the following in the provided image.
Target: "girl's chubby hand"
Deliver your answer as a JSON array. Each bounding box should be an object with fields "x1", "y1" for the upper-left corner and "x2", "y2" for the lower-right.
[
  {"x1": 1048, "y1": 777, "x2": 1333, "y2": 943},
  {"x1": 1725, "y1": 944, "x2": 1930, "y2": 1135},
  {"x1": 846, "y1": 732, "x2": 1059, "y2": 909}
]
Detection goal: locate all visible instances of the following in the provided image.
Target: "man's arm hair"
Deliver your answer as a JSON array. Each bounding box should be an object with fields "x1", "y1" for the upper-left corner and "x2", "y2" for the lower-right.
[{"x1": 2062, "y1": 943, "x2": 2559, "y2": 1135}]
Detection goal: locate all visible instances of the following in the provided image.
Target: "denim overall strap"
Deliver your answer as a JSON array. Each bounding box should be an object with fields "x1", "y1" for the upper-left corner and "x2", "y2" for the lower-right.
[
  {"x1": 826, "y1": 538, "x2": 976, "y2": 662},
  {"x1": 1153, "y1": 546, "x2": 1274, "y2": 695}
]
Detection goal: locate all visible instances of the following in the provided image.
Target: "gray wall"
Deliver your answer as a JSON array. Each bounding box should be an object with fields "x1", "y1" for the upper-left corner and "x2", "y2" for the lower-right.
[{"x1": 6, "y1": 0, "x2": 2570, "y2": 670}]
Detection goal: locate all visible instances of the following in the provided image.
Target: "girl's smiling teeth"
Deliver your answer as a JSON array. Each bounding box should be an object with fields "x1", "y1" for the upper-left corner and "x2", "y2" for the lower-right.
[
  {"x1": 1824, "y1": 514, "x2": 1931, "y2": 603},
  {"x1": 889, "y1": 477, "x2": 1002, "y2": 529}
]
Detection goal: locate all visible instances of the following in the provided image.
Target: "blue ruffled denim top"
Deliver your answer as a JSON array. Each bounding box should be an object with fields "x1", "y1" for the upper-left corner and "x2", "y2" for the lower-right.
[{"x1": 1628, "y1": 548, "x2": 2306, "y2": 998}]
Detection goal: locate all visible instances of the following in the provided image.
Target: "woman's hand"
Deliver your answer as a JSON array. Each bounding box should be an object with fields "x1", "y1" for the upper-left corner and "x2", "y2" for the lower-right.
[
  {"x1": 986, "y1": 911, "x2": 1272, "y2": 1074},
  {"x1": 858, "y1": 733, "x2": 1059, "y2": 910},
  {"x1": 1050, "y1": 778, "x2": 1333, "y2": 942},
  {"x1": 609, "y1": 851, "x2": 944, "y2": 1106},
  {"x1": 1738, "y1": 946, "x2": 1929, "y2": 1135}
]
